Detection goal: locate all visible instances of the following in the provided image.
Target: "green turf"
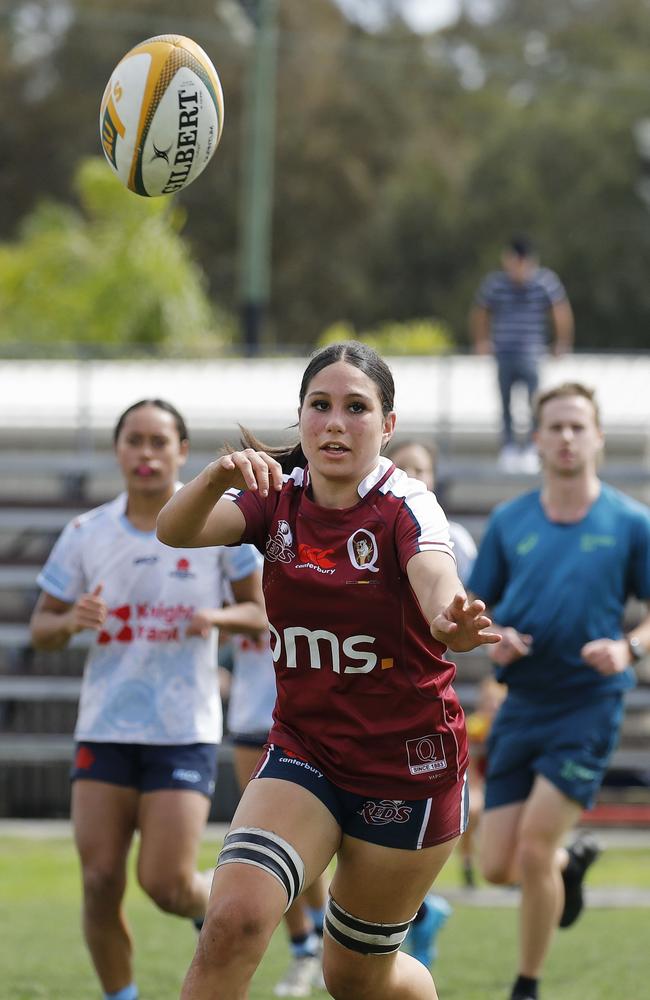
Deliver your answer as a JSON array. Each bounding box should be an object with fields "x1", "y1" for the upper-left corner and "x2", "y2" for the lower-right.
[{"x1": 0, "y1": 836, "x2": 647, "y2": 999}]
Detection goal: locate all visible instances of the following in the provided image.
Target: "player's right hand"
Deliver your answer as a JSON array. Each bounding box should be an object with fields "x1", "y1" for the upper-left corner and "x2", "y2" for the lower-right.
[
  {"x1": 488, "y1": 625, "x2": 533, "y2": 666},
  {"x1": 69, "y1": 584, "x2": 107, "y2": 633},
  {"x1": 207, "y1": 449, "x2": 284, "y2": 498}
]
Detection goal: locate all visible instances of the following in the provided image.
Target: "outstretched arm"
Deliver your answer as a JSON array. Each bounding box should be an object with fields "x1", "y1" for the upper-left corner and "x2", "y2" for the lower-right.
[
  {"x1": 157, "y1": 449, "x2": 284, "y2": 549},
  {"x1": 407, "y1": 551, "x2": 501, "y2": 652}
]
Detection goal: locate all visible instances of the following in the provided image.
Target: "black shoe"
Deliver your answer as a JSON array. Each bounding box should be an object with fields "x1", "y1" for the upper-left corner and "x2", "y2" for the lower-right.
[
  {"x1": 462, "y1": 858, "x2": 476, "y2": 888},
  {"x1": 510, "y1": 973, "x2": 539, "y2": 1000},
  {"x1": 559, "y1": 835, "x2": 601, "y2": 928}
]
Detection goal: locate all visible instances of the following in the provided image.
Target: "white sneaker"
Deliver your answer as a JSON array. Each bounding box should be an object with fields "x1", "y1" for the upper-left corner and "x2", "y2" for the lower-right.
[
  {"x1": 274, "y1": 954, "x2": 321, "y2": 997},
  {"x1": 497, "y1": 444, "x2": 521, "y2": 473},
  {"x1": 519, "y1": 444, "x2": 540, "y2": 474}
]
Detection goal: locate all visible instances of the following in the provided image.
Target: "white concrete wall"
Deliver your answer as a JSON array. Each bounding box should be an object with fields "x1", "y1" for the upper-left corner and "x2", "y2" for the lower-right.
[{"x1": 1, "y1": 353, "x2": 649, "y2": 437}]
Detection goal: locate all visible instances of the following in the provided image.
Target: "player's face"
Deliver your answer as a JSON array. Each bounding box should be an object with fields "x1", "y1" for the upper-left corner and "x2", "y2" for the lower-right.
[
  {"x1": 299, "y1": 361, "x2": 395, "y2": 496},
  {"x1": 115, "y1": 405, "x2": 188, "y2": 497},
  {"x1": 390, "y1": 443, "x2": 434, "y2": 490},
  {"x1": 534, "y1": 395, "x2": 603, "y2": 477}
]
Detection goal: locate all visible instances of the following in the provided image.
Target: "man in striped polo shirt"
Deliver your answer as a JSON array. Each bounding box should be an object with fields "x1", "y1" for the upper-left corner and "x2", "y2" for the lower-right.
[{"x1": 470, "y1": 236, "x2": 574, "y2": 473}]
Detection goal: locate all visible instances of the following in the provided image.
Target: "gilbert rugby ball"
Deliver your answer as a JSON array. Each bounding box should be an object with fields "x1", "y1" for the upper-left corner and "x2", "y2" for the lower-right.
[{"x1": 99, "y1": 34, "x2": 224, "y2": 197}]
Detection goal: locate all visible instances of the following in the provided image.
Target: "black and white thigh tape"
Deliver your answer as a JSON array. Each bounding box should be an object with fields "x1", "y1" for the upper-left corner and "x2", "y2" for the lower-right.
[
  {"x1": 216, "y1": 827, "x2": 305, "y2": 912},
  {"x1": 324, "y1": 896, "x2": 414, "y2": 955}
]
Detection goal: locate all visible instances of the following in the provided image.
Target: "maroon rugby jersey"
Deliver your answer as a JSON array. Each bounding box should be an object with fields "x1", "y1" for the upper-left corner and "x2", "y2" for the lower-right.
[{"x1": 227, "y1": 457, "x2": 468, "y2": 798}]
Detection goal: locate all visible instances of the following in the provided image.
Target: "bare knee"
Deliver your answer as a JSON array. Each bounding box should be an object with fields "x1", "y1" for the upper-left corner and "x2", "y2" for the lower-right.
[
  {"x1": 324, "y1": 964, "x2": 374, "y2": 1000},
  {"x1": 323, "y1": 951, "x2": 387, "y2": 1000},
  {"x1": 139, "y1": 870, "x2": 195, "y2": 915},
  {"x1": 81, "y1": 864, "x2": 126, "y2": 912},
  {"x1": 517, "y1": 835, "x2": 557, "y2": 881},
  {"x1": 480, "y1": 849, "x2": 517, "y2": 885},
  {"x1": 198, "y1": 895, "x2": 276, "y2": 968}
]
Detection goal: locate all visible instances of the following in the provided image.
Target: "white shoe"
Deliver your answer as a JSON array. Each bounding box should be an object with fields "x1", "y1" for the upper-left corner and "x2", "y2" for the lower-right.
[
  {"x1": 274, "y1": 954, "x2": 321, "y2": 997},
  {"x1": 200, "y1": 867, "x2": 215, "y2": 894},
  {"x1": 497, "y1": 444, "x2": 521, "y2": 473},
  {"x1": 519, "y1": 444, "x2": 540, "y2": 474}
]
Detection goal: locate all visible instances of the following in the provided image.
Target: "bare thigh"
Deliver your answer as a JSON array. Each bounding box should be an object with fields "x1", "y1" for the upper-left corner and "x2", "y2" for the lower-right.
[
  {"x1": 480, "y1": 775, "x2": 583, "y2": 884},
  {"x1": 206, "y1": 777, "x2": 341, "y2": 923},
  {"x1": 331, "y1": 833, "x2": 458, "y2": 923},
  {"x1": 137, "y1": 788, "x2": 211, "y2": 885},
  {"x1": 232, "y1": 744, "x2": 265, "y2": 792},
  {"x1": 72, "y1": 780, "x2": 139, "y2": 872},
  {"x1": 321, "y1": 834, "x2": 458, "y2": 995},
  {"x1": 479, "y1": 800, "x2": 525, "y2": 884},
  {"x1": 518, "y1": 775, "x2": 583, "y2": 853}
]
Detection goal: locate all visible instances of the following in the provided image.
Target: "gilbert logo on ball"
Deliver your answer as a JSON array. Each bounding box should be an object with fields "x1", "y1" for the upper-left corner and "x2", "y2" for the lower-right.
[{"x1": 100, "y1": 34, "x2": 224, "y2": 197}]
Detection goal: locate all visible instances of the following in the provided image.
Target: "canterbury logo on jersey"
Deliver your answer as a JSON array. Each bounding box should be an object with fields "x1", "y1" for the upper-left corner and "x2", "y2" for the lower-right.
[
  {"x1": 269, "y1": 624, "x2": 387, "y2": 674},
  {"x1": 296, "y1": 544, "x2": 336, "y2": 574}
]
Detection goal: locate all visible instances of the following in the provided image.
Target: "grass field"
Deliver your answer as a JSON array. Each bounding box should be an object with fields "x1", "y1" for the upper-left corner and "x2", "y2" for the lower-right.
[{"x1": 1, "y1": 834, "x2": 648, "y2": 1000}]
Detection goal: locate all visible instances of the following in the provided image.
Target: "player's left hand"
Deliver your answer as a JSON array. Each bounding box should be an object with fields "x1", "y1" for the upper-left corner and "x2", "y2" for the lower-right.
[
  {"x1": 581, "y1": 638, "x2": 629, "y2": 675},
  {"x1": 186, "y1": 609, "x2": 214, "y2": 639},
  {"x1": 431, "y1": 594, "x2": 502, "y2": 652}
]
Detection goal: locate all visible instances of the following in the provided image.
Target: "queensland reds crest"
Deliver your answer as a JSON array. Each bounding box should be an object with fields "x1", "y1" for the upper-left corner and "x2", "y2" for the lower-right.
[
  {"x1": 265, "y1": 519, "x2": 295, "y2": 563},
  {"x1": 359, "y1": 799, "x2": 412, "y2": 825},
  {"x1": 347, "y1": 529, "x2": 379, "y2": 573}
]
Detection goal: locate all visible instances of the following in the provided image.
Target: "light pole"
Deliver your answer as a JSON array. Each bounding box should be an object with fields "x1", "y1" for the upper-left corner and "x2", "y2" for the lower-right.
[{"x1": 238, "y1": 0, "x2": 279, "y2": 356}]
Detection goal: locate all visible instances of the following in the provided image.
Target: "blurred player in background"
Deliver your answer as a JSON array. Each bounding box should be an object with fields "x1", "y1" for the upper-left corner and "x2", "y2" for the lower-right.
[
  {"x1": 468, "y1": 382, "x2": 650, "y2": 1000},
  {"x1": 386, "y1": 438, "x2": 479, "y2": 962},
  {"x1": 224, "y1": 542, "x2": 328, "y2": 998},
  {"x1": 29, "y1": 399, "x2": 267, "y2": 1000},
  {"x1": 158, "y1": 341, "x2": 500, "y2": 1000},
  {"x1": 386, "y1": 440, "x2": 477, "y2": 586},
  {"x1": 459, "y1": 676, "x2": 506, "y2": 887}
]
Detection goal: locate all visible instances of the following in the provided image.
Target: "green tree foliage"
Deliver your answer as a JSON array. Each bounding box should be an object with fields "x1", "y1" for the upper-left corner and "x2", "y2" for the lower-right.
[
  {"x1": 3, "y1": 0, "x2": 650, "y2": 351},
  {"x1": 319, "y1": 317, "x2": 453, "y2": 355},
  {"x1": 0, "y1": 158, "x2": 232, "y2": 355}
]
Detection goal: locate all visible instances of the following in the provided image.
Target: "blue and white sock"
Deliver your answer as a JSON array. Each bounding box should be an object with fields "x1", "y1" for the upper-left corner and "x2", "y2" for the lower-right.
[
  {"x1": 104, "y1": 985, "x2": 138, "y2": 1000},
  {"x1": 290, "y1": 931, "x2": 319, "y2": 958},
  {"x1": 308, "y1": 905, "x2": 325, "y2": 937}
]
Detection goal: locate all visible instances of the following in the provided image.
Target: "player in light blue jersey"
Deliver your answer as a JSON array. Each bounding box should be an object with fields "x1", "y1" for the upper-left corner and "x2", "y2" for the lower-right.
[{"x1": 468, "y1": 382, "x2": 650, "y2": 1000}]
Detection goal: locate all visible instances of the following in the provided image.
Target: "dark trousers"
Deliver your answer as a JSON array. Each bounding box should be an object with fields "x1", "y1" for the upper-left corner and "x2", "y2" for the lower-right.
[{"x1": 496, "y1": 354, "x2": 540, "y2": 446}]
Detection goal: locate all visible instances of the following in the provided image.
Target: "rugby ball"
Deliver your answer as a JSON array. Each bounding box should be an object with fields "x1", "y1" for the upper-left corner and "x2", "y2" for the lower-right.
[{"x1": 99, "y1": 34, "x2": 224, "y2": 197}]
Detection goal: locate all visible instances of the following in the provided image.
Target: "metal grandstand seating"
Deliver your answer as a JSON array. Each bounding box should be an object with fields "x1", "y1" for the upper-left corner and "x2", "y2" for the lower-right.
[{"x1": 1, "y1": 352, "x2": 649, "y2": 821}]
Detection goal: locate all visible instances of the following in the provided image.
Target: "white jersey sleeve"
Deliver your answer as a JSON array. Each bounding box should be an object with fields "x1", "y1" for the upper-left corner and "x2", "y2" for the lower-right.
[
  {"x1": 222, "y1": 543, "x2": 262, "y2": 581},
  {"x1": 37, "y1": 511, "x2": 100, "y2": 602}
]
